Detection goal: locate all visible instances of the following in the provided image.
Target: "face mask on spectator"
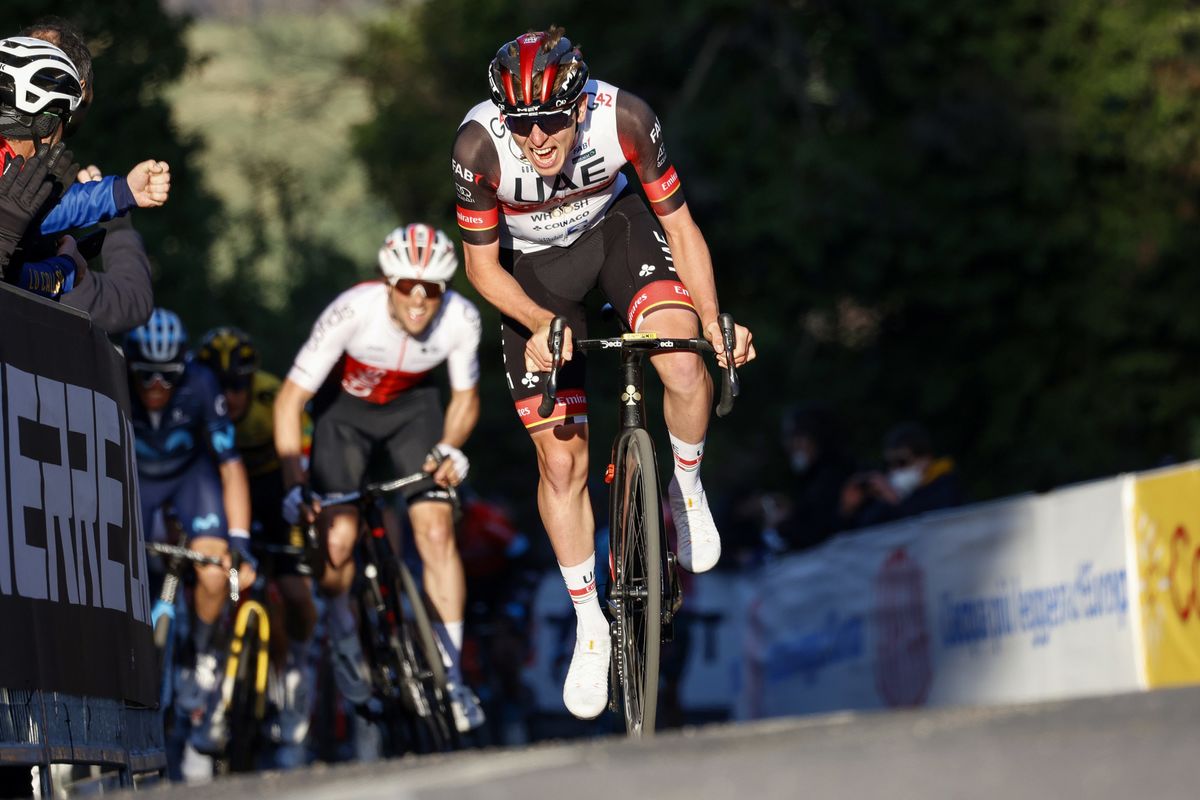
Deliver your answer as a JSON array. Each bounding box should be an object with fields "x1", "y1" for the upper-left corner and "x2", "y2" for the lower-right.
[
  {"x1": 888, "y1": 465, "x2": 924, "y2": 499},
  {"x1": 790, "y1": 450, "x2": 811, "y2": 473}
]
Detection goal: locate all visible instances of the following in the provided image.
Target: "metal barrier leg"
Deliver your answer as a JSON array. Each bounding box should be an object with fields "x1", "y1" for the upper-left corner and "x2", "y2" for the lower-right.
[{"x1": 37, "y1": 764, "x2": 53, "y2": 799}]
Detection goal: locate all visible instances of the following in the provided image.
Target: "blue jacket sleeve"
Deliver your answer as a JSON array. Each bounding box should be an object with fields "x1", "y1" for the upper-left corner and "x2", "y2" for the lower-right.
[{"x1": 39, "y1": 176, "x2": 136, "y2": 235}]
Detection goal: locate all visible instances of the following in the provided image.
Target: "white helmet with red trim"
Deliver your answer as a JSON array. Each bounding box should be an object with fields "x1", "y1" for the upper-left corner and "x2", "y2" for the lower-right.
[{"x1": 378, "y1": 223, "x2": 459, "y2": 284}]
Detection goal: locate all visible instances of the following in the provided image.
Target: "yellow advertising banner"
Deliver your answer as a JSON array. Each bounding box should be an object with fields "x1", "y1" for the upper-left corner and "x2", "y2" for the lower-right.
[{"x1": 1130, "y1": 464, "x2": 1200, "y2": 687}]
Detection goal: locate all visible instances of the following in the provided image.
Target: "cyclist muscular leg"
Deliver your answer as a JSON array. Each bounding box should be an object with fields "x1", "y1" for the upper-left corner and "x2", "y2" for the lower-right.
[
  {"x1": 190, "y1": 536, "x2": 231, "y2": 625},
  {"x1": 410, "y1": 499, "x2": 484, "y2": 731},
  {"x1": 320, "y1": 506, "x2": 371, "y2": 705},
  {"x1": 409, "y1": 501, "x2": 465, "y2": 629},
  {"x1": 531, "y1": 424, "x2": 611, "y2": 719},
  {"x1": 640, "y1": 306, "x2": 721, "y2": 573}
]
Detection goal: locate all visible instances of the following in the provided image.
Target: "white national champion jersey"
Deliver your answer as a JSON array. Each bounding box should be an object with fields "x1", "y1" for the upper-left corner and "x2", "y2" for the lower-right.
[
  {"x1": 287, "y1": 282, "x2": 482, "y2": 405},
  {"x1": 461, "y1": 79, "x2": 630, "y2": 252}
]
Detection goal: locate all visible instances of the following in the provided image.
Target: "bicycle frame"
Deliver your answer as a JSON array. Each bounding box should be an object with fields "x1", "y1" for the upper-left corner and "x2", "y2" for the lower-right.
[{"x1": 537, "y1": 313, "x2": 740, "y2": 737}]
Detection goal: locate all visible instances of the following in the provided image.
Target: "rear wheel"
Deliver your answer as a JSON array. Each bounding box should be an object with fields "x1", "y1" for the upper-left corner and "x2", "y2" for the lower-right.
[{"x1": 609, "y1": 428, "x2": 662, "y2": 738}]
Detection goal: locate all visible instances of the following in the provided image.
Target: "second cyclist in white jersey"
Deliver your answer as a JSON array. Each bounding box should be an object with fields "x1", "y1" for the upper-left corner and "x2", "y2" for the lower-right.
[{"x1": 273, "y1": 224, "x2": 485, "y2": 732}]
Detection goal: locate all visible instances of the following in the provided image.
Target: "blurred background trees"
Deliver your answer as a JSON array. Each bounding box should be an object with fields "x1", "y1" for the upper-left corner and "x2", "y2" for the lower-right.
[{"x1": 12, "y1": 0, "x2": 1200, "y2": 514}]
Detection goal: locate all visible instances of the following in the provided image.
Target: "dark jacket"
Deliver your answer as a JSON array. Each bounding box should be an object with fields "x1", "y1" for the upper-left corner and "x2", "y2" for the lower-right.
[
  {"x1": 61, "y1": 215, "x2": 153, "y2": 334},
  {"x1": 779, "y1": 453, "x2": 857, "y2": 550},
  {"x1": 855, "y1": 457, "x2": 964, "y2": 529}
]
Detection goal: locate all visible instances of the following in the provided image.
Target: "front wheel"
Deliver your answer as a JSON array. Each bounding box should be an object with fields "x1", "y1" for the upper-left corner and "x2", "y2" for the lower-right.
[{"x1": 609, "y1": 428, "x2": 663, "y2": 738}]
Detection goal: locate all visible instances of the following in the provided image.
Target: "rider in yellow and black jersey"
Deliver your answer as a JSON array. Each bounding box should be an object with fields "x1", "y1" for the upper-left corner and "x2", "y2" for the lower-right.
[
  {"x1": 231, "y1": 369, "x2": 309, "y2": 478},
  {"x1": 196, "y1": 327, "x2": 317, "y2": 758}
]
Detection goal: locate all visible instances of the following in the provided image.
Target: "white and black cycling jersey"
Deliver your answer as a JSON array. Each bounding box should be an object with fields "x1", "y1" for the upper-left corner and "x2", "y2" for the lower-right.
[{"x1": 453, "y1": 79, "x2": 686, "y2": 253}]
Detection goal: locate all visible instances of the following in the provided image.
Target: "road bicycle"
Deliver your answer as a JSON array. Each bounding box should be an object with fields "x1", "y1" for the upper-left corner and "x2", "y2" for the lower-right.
[
  {"x1": 203, "y1": 540, "x2": 310, "y2": 772},
  {"x1": 145, "y1": 541, "x2": 238, "y2": 715},
  {"x1": 313, "y1": 470, "x2": 462, "y2": 754},
  {"x1": 539, "y1": 313, "x2": 740, "y2": 737}
]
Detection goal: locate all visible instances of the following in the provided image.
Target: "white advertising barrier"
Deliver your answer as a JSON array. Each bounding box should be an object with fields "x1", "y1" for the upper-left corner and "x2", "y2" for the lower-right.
[{"x1": 737, "y1": 475, "x2": 1137, "y2": 719}]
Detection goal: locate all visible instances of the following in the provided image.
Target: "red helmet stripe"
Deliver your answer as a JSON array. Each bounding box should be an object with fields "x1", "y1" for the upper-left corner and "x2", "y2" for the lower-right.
[
  {"x1": 501, "y1": 68, "x2": 517, "y2": 105},
  {"x1": 406, "y1": 224, "x2": 420, "y2": 272},
  {"x1": 420, "y1": 225, "x2": 434, "y2": 268},
  {"x1": 541, "y1": 61, "x2": 559, "y2": 104},
  {"x1": 518, "y1": 33, "x2": 544, "y2": 105}
]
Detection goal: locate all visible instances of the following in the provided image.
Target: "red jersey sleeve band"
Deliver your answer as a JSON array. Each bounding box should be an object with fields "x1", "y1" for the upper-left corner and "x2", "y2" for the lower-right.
[
  {"x1": 456, "y1": 205, "x2": 499, "y2": 232},
  {"x1": 642, "y1": 165, "x2": 682, "y2": 205}
]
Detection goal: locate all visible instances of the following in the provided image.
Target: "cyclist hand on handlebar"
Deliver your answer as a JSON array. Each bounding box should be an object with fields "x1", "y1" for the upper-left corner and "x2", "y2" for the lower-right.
[
  {"x1": 282, "y1": 484, "x2": 321, "y2": 526},
  {"x1": 228, "y1": 534, "x2": 258, "y2": 592},
  {"x1": 704, "y1": 318, "x2": 756, "y2": 369},
  {"x1": 526, "y1": 315, "x2": 574, "y2": 372},
  {"x1": 425, "y1": 443, "x2": 469, "y2": 487}
]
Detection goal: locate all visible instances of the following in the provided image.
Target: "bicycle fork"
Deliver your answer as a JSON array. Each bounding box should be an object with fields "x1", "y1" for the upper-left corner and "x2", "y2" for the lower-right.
[
  {"x1": 208, "y1": 600, "x2": 271, "y2": 743},
  {"x1": 363, "y1": 561, "x2": 435, "y2": 719}
]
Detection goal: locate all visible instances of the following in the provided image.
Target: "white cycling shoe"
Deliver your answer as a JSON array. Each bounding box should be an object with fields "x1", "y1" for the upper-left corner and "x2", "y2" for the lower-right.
[
  {"x1": 669, "y1": 478, "x2": 722, "y2": 573},
  {"x1": 563, "y1": 631, "x2": 611, "y2": 720},
  {"x1": 447, "y1": 681, "x2": 486, "y2": 733}
]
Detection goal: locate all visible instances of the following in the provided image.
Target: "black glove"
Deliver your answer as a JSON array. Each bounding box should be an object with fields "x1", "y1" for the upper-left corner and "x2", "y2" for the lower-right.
[
  {"x1": 0, "y1": 148, "x2": 56, "y2": 276},
  {"x1": 30, "y1": 143, "x2": 77, "y2": 232},
  {"x1": 43, "y1": 142, "x2": 77, "y2": 204},
  {"x1": 229, "y1": 535, "x2": 260, "y2": 574}
]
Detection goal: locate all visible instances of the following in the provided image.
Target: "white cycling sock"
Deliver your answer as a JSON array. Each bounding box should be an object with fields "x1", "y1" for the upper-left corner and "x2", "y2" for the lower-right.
[
  {"x1": 669, "y1": 432, "x2": 705, "y2": 496},
  {"x1": 434, "y1": 620, "x2": 465, "y2": 684},
  {"x1": 560, "y1": 553, "x2": 608, "y2": 641},
  {"x1": 328, "y1": 593, "x2": 356, "y2": 639}
]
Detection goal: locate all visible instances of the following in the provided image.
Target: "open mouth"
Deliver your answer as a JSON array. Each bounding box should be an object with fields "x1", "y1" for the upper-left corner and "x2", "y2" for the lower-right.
[{"x1": 529, "y1": 143, "x2": 558, "y2": 170}]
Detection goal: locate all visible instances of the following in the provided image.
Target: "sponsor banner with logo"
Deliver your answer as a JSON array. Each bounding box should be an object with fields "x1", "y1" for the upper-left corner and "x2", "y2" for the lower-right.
[
  {"x1": 737, "y1": 477, "x2": 1138, "y2": 718},
  {"x1": 0, "y1": 286, "x2": 156, "y2": 706},
  {"x1": 1128, "y1": 463, "x2": 1200, "y2": 687}
]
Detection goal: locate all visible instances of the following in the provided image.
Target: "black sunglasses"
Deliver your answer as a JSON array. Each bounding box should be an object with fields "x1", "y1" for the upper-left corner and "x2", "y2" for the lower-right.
[
  {"x1": 130, "y1": 361, "x2": 185, "y2": 389},
  {"x1": 503, "y1": 108, "x2": 576, "y2": 137}
]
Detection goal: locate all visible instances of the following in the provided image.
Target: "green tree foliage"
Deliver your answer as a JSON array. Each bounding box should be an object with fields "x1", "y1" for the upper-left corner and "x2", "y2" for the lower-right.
[
  {"x1": 348, "y1": 0, "x2": 1200, "y2": 508},
  {"x1": 5, "y1": 1, "x2": 224, "y2": 329}
]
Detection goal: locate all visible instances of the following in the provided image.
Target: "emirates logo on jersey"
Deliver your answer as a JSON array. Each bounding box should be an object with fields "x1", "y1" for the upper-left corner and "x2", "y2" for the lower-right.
[{"x1": 342, "y1": 365, "x2": 387, "y2": 398}]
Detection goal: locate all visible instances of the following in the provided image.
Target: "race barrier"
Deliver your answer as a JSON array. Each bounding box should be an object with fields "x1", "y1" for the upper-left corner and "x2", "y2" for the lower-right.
[
  {"x1": 523, "y1": 462, "x2": 1200, "y2": 723},
  {"x1": 0, "y1": 284, "x2": 160, "y2": 792},
  {"x1": 737, "y1": 463, "x2": 1200, "y2": 718}
]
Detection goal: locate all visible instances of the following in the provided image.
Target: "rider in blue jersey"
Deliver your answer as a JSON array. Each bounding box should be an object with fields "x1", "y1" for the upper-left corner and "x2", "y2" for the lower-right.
[{"x1": 126, "y1": 308, "x2": 256, "y2": 760}]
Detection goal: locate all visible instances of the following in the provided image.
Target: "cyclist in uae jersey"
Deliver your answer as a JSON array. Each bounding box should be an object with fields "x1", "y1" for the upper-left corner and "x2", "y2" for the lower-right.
[
  {"x1": 274, "y1": 223, "x2": 486, "y2": 733},
  {"x1": 452, "y1": 26, "x2": 755, "y2": 721},
  {"x1": 125, "y1": 308, "x2": 256, "y2": 757},
  {"x1": 196, "y1": 326, "x2": 316, "y2": 761}
]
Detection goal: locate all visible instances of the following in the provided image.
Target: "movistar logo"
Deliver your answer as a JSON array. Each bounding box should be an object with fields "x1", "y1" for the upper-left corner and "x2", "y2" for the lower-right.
[
  {"x1": 164, "y1": 429, "x2": 194, "y2": 453},
  {"x1": 212, "y1": 426, "x2": 235, "y2": 452},
  {"x1": 192, "y1": 514, "x2": 221, "y2": 533}
]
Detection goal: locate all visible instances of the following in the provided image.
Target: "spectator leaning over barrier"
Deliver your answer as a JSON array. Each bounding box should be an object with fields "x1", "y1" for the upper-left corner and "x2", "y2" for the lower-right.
[
  {"x1": 839, "y1": 421, "x2": 963, "y2": 529},
  {"x1": 1, "y1": 26, "x2": 166, "y2": 329}
]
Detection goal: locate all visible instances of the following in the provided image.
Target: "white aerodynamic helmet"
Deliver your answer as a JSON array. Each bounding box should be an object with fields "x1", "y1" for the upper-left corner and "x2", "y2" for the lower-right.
[
  {"x1": 0, "y1": 37, "x2": 82, "y2": 140},
  {"x1": 378, "y1": 224, "x2": 459, "y2": 285}
]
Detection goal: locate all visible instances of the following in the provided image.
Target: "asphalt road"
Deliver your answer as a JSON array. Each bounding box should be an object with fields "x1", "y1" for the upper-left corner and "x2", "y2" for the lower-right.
[{"x1": 131, "y1": 686, "x2": 1200, "y2": 799}]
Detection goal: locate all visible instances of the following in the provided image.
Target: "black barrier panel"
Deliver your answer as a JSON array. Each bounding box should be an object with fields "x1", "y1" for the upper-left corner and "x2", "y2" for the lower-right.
[{"x1": 0, "y1": 285, "x2": 156, "y2": 708}]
